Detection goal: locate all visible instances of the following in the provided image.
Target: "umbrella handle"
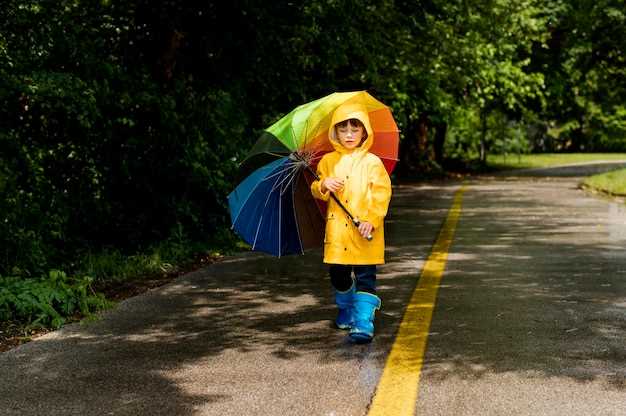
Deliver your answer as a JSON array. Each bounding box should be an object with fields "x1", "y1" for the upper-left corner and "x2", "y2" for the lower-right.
[
  {"x1": 300, "y1": 156, "x2": 372, "y2": 241},
  {"x1": 352, "y1": 218, "x2": 373, "y2": 241}
]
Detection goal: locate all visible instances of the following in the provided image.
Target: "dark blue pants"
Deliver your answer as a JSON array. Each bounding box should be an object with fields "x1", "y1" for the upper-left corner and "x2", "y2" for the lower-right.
[{"x1": 329, "y1": 264, "x2": 377, "y2": 294}]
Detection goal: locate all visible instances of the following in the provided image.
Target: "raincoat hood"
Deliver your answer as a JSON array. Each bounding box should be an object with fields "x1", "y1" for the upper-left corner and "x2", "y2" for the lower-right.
[{"x1": 328, "y1": 103, "x2": 374, "y2": 154}]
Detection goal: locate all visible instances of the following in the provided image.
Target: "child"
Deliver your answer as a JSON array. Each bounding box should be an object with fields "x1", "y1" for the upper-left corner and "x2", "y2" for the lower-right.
[{"x1": 310, "y1": 102, "x2": 392, "y2": 343}]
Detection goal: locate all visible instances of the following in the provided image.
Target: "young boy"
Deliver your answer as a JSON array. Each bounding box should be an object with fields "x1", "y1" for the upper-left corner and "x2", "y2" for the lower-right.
[{"x1": 310, "y1": 102, "x2": 392, "y2": 343}]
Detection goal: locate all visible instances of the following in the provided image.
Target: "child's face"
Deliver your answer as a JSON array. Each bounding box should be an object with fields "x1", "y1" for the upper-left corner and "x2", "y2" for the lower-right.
[{"x1": 335, "y1": 121, "x2": 364, "y2": 150}]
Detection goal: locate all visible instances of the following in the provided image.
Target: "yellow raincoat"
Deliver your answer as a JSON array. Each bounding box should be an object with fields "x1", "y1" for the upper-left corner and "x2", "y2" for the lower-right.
[{"x1": 310, "y1": 103, "x2": 392, "y2": 265}]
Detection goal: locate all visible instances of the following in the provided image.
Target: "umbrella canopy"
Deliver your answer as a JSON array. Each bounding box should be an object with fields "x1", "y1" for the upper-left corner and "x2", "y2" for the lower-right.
[
  {"x1": 228, "y1": 91, "x2": 399, "y2": 257},
  {"x1": 244, "y1": 91, "x2": 399, "y2": 174}
]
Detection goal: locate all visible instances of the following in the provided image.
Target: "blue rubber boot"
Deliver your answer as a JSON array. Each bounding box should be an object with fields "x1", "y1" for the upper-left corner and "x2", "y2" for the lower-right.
[
  {"x1": 334, "y1": 283, "x2": 355, "y2": 330},
  {"x1": 349, "y1": 292, "x2": 381, "y2": 343}
]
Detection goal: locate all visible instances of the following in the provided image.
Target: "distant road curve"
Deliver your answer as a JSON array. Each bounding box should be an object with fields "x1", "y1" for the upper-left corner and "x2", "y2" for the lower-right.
[{"x1": 490, "y1": 160, "x2": 626, "y2": 177}]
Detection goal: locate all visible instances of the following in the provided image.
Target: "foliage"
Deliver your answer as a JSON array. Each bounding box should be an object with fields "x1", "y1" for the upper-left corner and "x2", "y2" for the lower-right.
[
  {"x1": 78, "y1": 226, "x2": 241, "y2": 284},
  {"x1": 0, "y1": 270, "x2": 111, "y2": 329},
  {"x1": 531, "y1": 0, "x2": 626, "y2": 151},
  {"x1": 0, "y1": 1, "x2": 247, "y2": 275},
  {"x1": 446, "y1": 107, "x2": 532, "y2": 161}
]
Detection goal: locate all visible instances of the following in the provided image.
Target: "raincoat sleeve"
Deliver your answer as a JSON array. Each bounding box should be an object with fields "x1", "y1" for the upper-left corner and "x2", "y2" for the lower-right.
[
  {"x1": 311, "y1": 156, "x2": 331, "y2": 201},
  {"x1": 361, "y1": 160, "x2": 392, "y2": 230}
]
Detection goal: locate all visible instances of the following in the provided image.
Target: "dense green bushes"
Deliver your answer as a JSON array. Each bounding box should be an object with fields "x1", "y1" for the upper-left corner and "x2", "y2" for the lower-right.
[
  {"x1": 1, "y1": 2, "x2": 250, "y2": 276},
  {"x1": 0, "y1": 3, "x2": 252, "y2": 331},
  {"x1": 0, "y1": 270, "x2": 110, "y2": 329}
]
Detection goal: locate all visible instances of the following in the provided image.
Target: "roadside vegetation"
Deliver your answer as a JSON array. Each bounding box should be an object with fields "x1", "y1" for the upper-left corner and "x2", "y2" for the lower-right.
[
  {"x1": 0, "y1": 230, "x2": 245, "y2": 351},
  {"x1": 487, "y1": 153, "x2": 626, "y2": 170},
  {"x1": 582, "y1": 169, "x2": 626, "y2": 196}
]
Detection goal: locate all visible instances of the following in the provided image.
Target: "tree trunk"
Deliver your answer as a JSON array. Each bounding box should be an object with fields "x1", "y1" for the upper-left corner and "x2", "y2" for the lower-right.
[
  {"x1": 570, "y1": 113, "x2": 587, "y2": 151},
  {"x1": 479, "y1": 109, "x2": 488, "y2": 164},
  {"x1": 398, "y1": 112, "x2": 430, "y2": 176},
  {"x1": 417, "y1": 113, "x2": 429, "y2": 157},
  {"x1": 155, "y1": 30, "x2": 185, "y2": 82},
  {"x1": 433, "y1": 122, "x2": 447, "y2": 164}
]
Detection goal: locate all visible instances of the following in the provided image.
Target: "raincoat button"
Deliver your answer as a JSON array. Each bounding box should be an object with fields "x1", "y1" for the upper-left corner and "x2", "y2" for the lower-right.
[{"x1": 344, "y1": 248, "x2": 347, "y2": 251}]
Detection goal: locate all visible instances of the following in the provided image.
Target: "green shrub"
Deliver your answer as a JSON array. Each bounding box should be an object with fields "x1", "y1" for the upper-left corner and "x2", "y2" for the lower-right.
[
  {"x1": 78, "y1": 225, "x2": 242, "y2": 284},
  {"x1": 0, "y1": 2, "x2": 249, "y2": 275},
  {"x1": 0, "y1": 270, "x2": 112, "y2": 329}
]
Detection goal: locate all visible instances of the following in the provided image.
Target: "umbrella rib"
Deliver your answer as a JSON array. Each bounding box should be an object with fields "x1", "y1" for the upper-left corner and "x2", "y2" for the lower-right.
[
  {"x1": 278, "y1": 176, "x2": 282, "y2": 257},
  {"x1": 310, "y1": 148, "x2": 323, "y2": 163},
  {"x1": 231, "y1": 179, "x2": 267, "y2": 230},
  {"x1": 290, "y1": 123, "x2": 298, "y2": 150},
  {"x1": 251, "y1": 161, "x2": 300, "y2": 251},
  {"x1": 309, "y1": 97, "x2": 327, "y2": 150},
  {"x1": 290, "y1": 172, "x2": 304, "y2": 255},
  {"x1": 274, "y1": 162, "x2": 303, "y2": 255},
  {"x1": 232, "y1": 159, "x2": 297, "y2": 232},
  {"x1": 308, "y1": 108, "x2": 322, "y2": 150},
  {"x1": 231, "y1": 161, "x2": 291, "y2": 228},
  {"x1": 269, "y1": 163, "x2": 299, "y2": 195},
  {"x1": 279, "y1": 162, "x2": 301, "y2": 196},
  {"x1": 265, "y1": 151, "x2": 291, "y2": 158},
  {"x1": 251, "y1": 167, "x2": 286, "y2": 250},
  {"x1": 255, "y1": 161, "x2": 298, "y2": 188},
  {"x1": 278, "y1": 163, "x2": 302, "y2": 254},
  {"x1": 251, "y1": 210, "x2": 264, "y2": 251},
  {"x1": 303, "y1": 118, "x2": 309, "y2": 151}
]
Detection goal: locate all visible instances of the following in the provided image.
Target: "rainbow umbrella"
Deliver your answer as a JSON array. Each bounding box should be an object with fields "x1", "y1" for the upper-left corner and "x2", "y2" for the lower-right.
[{"x1": 228, "y1": 91, "x2": 399, "y2": 257}]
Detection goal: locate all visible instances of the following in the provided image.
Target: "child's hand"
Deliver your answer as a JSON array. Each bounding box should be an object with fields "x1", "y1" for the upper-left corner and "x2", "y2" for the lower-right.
[
  {"x1": 321, "y1": 178, "x2": 344, "y2": 193},
  {"x1": 358, "y1": 221, "x2": 374, "y2": 239}
]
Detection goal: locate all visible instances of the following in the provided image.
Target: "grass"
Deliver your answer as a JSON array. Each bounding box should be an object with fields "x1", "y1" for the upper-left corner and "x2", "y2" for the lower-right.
[
  {"x1": 77, "y1": 227, "x2": 246, "y2": 284},
  {"x1": 582, "y1": 168, "x2": 626, "y2": 196},
  {"x1": 487, "y1": 153, "x2": 626, "y2": 170},
  {"x1": 1, "y1": 227, "x2": 248, "y2": 352}
]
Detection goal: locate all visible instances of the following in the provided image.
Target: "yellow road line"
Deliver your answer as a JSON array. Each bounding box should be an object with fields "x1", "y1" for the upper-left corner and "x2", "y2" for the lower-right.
[{"x1": 368, "y1": 186, "x2": 466, "y2": 416}]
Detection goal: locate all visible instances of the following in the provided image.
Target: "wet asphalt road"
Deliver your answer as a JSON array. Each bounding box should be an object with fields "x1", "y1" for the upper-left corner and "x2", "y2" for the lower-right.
[{"x1": 1, "y1": 163, "x2": 625, "y2": 415}]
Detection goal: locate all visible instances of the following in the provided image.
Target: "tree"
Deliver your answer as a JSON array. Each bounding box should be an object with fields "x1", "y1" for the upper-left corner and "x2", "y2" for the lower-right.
[{"x1": 531, "y1": 0, "x2": 626, "y2": 151}]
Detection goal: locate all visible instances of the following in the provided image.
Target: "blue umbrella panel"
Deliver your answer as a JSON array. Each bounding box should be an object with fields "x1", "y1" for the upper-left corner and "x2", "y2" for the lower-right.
[{"x1": 228, "y1": 156, "x2": 325, "y2": 257}]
